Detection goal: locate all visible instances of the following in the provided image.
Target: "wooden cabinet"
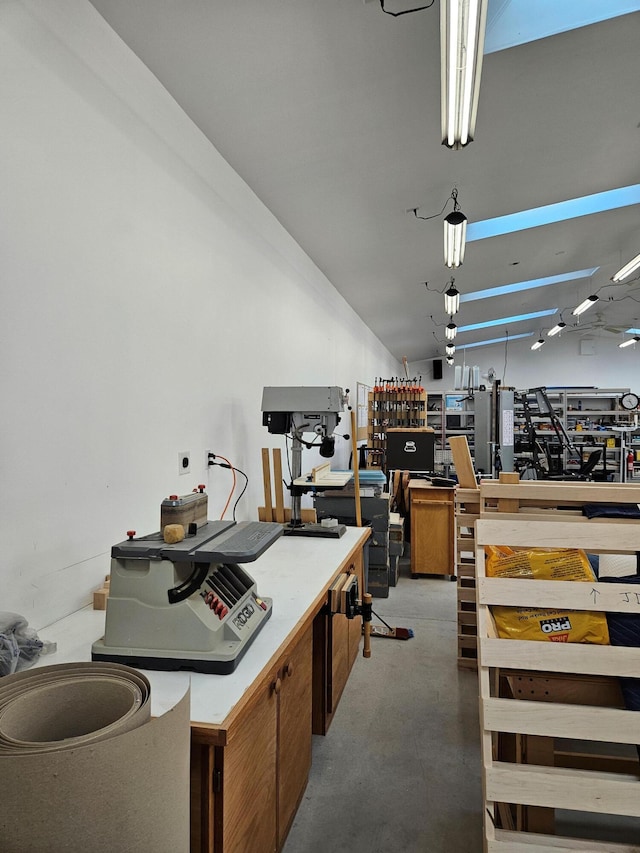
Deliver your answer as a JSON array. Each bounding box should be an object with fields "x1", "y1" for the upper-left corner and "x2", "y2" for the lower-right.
[
  {"x1": 192, "y1": 626, "x2": 313, "y2": 853},
  {"x1": 190, "y1": 533, "x2": 369, "y2": 853},
  {"x1": 312, "y1": 548, "x2": 364, "y2": 735},
  {"x1": 409, "y1": 480, "x2": 455, "y2": 577}
]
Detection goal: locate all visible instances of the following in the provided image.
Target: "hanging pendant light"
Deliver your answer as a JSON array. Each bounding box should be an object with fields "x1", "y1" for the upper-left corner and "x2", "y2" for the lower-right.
[
  {"x1": 619, "y1": 336, "x2": 640, "y2": 349},
  {"x1": 612, "y1": 252, "x2": 640, "y2": 283},
  {"x1": 572, "y1": 295, "x2": 599, "y2": 316},
  {"x1": 547, "y1": 321, "x2": 566, "y2": 337},
  {"x1": 444, "y1": 280, "x2": 460, "y2": 315}
]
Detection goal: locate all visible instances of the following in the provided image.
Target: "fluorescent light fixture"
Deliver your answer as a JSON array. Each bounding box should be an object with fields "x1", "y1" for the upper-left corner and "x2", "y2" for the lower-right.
[
  {"x1": 467, "y1": 184, "x2": 640, "y2": 242},
  {"x1": 444, "y1": 281, "x2": 460, "y2": 314},
  {"x1": 445, "y1": 343, "x2": 456, "y2": 356},
  {"x1": 457, "y1": 332, "x2": 533, "y2": 350},
  {"x1": 458, "y1": 308, "x2": 557, "y2": 333},
  {"x1": 572, "y1": 295, "x2": 599, "y2": 316},
  {"x1": 619, "y1": 336, "x2": 640, "y2": 349},
  {"x1": 444, "y1": 211, "x2": 467, "y2": 267},
  {"x1": 612, "y1": 252, "x2": 640, "y2": 282},
  {"x1": 445, "y1": 321, "x2": 458, "y2": 340},
  {"x1": 460, "y1": 268, "x2": 599, "y2": 303},
  {"x1": 547, "y1": 321, "x2": 566, "y2": 337},
  {"x1": 531, "y1": 338, "x2": 545, "y2": 351},
  {"x1": 440, "y1": 0, "x2": 489, "y2": 149},
  {"x1": 446, "y1": 356, "x2": 454, "y2": 365}
]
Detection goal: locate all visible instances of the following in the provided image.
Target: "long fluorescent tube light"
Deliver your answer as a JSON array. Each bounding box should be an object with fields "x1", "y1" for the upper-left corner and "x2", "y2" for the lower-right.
[
  {"x1": 458, "y1": 308, "x2": 557, "y2": 333},
  {"x1": 531, "y1": 338, "x2": 545, "y2": 351},
  {"x1": 619, "y1": 336, "x2": 640, "y2": 349},
  {"x1": 444, "y1": 212, "x2": 467, "y2": 267},
  {"x1": 460, "y1": 268, "x2": 599, "y2": 303},
  {"x1": 444, "y1": 282, "x2": 460, "y2": 314},
  {"x1": 572, "y1": 295, "x2": 598, "y2": 316},
  {"x1": 467, "y1": 184, "x2": 640, "y2": 242},
  {"x1": 612, "y1": 252, "x2": 640, "y2": 282},
  {"x1": 440, "y1": 0, "x2": 489, "y2": 149},
  {"x1": 457, "y1": 332, "x2": 533, "y2": 350},
  {"x1": 547, "y1": 321, "x2": 566, "y2": 337}
]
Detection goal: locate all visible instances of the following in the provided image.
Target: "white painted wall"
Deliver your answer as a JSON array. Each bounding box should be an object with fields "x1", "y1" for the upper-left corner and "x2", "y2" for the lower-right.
[
  {"x1": 0, "y1": 1, "x2": 400, "y2": 630},
  {"x1": 411, "y1": 330, "x2": 639, "y2": 394}
]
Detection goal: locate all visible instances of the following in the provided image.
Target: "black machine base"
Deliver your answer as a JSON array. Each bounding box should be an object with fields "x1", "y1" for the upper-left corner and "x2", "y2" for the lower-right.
[{"x1": 283, "y1": 522, "x2": 346, "y2": 538}]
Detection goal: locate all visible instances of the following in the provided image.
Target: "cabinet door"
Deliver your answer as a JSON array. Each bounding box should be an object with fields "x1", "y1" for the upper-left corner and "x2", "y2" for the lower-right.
[
  {"x1": 311, "y1": 544, "x2": 366, "y2": 736},
  {"x1": 277, "y1": 627, "x2": 313, "y2": 847},
  {"x1": 221, "y1": 679, "x2": 278, "y2": 853},
  {"x1": 410, "y1": 490, "x2": 454, "y2": 576}
]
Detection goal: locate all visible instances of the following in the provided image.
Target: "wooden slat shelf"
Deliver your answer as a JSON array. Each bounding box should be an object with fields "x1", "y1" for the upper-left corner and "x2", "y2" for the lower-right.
[
  {"x1": 455, "y1": 486, "x2": 480, "y2": 668},
  {"x1": 476, "y1": 509, "x2": 640, "y2": 852}
]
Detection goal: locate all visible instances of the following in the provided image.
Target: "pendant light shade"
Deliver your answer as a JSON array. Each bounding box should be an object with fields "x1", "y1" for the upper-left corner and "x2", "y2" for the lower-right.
[
  {"x1": 443, "y1": 210, "x2": 467, "y2": 268},
  {"x1": 445, "y1": 321, "x2": 457, "y2": 341},
  {"x1": 444, "y1": 281, "x2": 460, "y2": 315},
  {"x1": 619, "y1": 336, "x2": 640, "y2": 349},
  {"x1": 547, "y1": 321, "x2": 566, "y2": 337},
  {"x1": 572, "y1": 295, "x2": 599, "y2": 316},
  {"x1": 445, "y1": 343, "x2": 455, "y2": 356}
]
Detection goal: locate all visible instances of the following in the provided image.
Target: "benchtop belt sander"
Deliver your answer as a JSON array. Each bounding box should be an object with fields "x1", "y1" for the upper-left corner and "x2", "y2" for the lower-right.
[{"x1": 92, "y1": 519, "x2": 282, "y2": 674}]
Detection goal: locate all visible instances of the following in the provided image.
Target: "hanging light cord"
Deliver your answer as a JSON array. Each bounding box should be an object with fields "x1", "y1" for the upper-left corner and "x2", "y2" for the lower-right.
[
  {"x1": 411, "y1": 188, "x2": 460, "y2": 221},
  {"x1": 379, "y1": 0, "x2": 435, "y2": 16}
]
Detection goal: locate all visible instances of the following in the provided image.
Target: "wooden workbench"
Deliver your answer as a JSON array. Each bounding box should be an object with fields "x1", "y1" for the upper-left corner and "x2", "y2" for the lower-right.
[{"x1": 34, "y1": 526, "x2": 370, "y2": 853}]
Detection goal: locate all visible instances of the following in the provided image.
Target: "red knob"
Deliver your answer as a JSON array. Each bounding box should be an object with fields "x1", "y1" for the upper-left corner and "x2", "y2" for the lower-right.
[
  {"x1": 169, "y1": 494, "x2": 178, "y2": 500},
  {"x1": 127, "y1": 530, "x2": 136, "y2": 540},
  {"x1": 198, "y1": 484, "x2": 206, "y2": 492}
]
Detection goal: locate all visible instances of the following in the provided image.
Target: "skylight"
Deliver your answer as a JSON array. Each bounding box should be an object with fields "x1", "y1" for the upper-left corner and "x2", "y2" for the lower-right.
[
  {"x1": 460, "y1": 268, "x2": 598, "y2": 303},
  {"x1": 458, "y1": 309, "x2": 557, "y2": 333},
  {"x1": 485, "y1": 1, "x2": 640, "y2": 54},
  {"x1": 457, "y1": 332, "x2": 533, "y2": 350},
  {"x1": 467, "y1": 185, "x2": 640, "y2": 242}
]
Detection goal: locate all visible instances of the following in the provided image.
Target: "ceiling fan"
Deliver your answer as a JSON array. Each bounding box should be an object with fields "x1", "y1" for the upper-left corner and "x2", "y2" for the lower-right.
[{"x1": 576, "y1": 312, "x2": 628, "y2": 336}]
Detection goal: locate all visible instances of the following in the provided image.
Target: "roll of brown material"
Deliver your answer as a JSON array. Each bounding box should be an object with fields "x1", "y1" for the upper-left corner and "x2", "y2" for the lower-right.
[{"x1": 0, "y1": 662, "x2": 190, "y2": 852}]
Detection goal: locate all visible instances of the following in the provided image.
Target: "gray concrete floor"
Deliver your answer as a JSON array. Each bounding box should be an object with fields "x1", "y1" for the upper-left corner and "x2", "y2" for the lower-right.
[{"x1": 283, "y1": 557, "x2": 483, "y2": 853}]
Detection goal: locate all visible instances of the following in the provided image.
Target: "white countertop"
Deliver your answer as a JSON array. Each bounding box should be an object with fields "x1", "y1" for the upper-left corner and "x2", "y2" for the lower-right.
[{"x1": 35, "y1": 527, "x2": 369, "y2": 727}]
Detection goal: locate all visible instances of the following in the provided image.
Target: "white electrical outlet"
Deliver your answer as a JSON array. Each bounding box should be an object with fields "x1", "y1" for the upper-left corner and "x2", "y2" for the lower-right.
[{"x1": 178, "y1": 451, "x2": 191, "y2": 475}]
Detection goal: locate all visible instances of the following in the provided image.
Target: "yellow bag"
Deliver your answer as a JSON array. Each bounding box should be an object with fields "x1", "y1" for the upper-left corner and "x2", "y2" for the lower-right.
[{"x1": 485, "y1": 546, "x2": 610, "y2": 645}]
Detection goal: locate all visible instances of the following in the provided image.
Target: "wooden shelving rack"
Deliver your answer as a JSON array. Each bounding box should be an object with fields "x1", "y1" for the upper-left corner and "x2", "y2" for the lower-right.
[{"x1": 366, "y1": 378, "x2": 427, "y2": 469}]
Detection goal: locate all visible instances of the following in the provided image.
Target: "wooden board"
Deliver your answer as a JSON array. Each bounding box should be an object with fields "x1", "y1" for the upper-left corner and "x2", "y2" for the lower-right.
[
  {"x1": 448, "y1": 434, "x2": 477, "y2": 489},
  {"x1": 261, "y1": 448, "x2": 273, "y2": 522},
  {"x1": 272, "y1": 448, "x2": 285, "y2": 524}
]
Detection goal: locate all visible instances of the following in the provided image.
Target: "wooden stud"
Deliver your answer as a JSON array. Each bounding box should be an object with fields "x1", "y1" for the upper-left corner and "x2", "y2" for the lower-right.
[
  {"x1": 261, "y1": 448, "x2": 273, "y2": 522},
  {"x1": 272, "y1": 448, "x2": 285, "y2": 524}
]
